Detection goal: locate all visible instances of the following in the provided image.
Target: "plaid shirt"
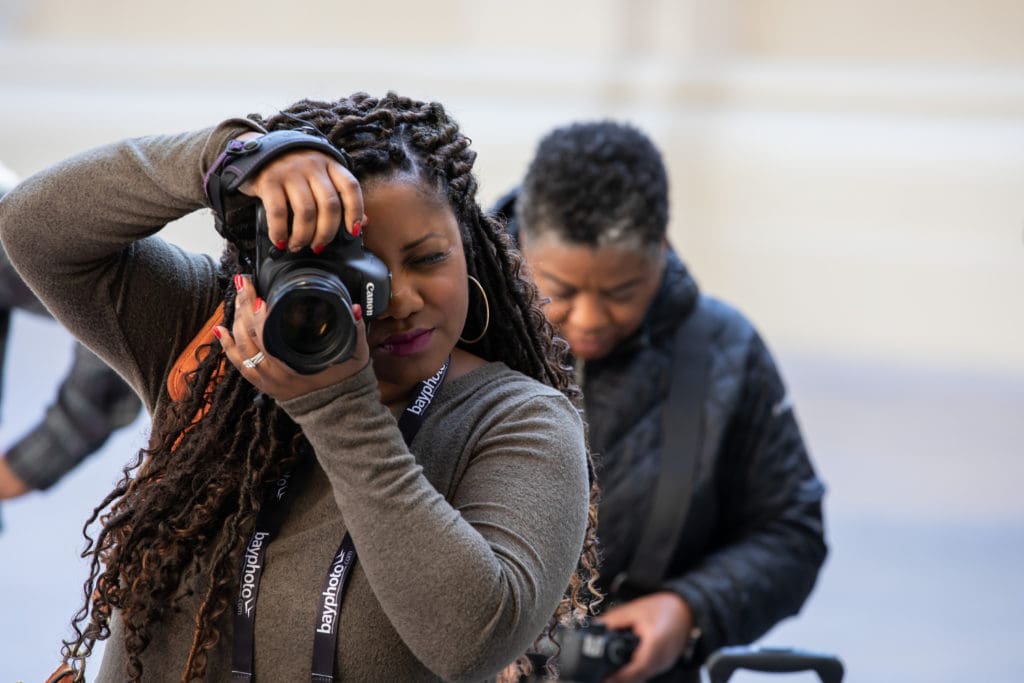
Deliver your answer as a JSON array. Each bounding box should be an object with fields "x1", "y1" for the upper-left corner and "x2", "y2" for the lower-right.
[{"x1": 0, "y1": 243, "x2": 142, "y2": 490}]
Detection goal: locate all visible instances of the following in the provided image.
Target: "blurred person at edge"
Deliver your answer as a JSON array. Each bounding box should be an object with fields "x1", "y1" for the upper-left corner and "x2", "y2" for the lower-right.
[
  {"x1": 493, "y1": 121, "x2": 828, "y2": 683},
  {"x1": 0, "y1": 164, "x2": 142, "y2": 528}
]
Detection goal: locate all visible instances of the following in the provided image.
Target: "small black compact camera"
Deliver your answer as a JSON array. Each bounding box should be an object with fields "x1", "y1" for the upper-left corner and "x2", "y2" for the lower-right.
[
  {"x1": 555, "y1": 623, "x2": 639, "y2": 683},
  {"x1": 253, "y1": 206, "x2": 391, "y2": 374}
]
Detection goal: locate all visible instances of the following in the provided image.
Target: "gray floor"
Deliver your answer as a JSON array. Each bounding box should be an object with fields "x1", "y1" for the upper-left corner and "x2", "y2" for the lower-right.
[{"x1": 0, "y1": 313, "x2": 1021, "y2": 683}]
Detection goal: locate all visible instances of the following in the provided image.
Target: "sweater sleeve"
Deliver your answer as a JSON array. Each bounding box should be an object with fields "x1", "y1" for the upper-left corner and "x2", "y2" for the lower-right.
[
  {"x1": 0, "y1": 120, "x2": 260, "y2": 409},
  {"x1": 280, "y1": 364, "x2": 590, "y2": 682},
  {"x1": 663, "y1": 335, "x2": 828, "y2": 662}
]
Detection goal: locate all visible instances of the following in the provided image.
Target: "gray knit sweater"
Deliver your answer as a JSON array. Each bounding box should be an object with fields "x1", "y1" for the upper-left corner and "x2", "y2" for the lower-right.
[{"x1": 0, "y1": 124, "x2": 589, "y2": 682}]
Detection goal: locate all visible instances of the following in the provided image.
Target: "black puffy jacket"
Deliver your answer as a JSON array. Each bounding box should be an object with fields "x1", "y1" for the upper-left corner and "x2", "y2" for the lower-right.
[
  {"x1": 495, "y1": 191, "x2": 828, "y2": 680},
  {"x1": 585, "y1": 254, "x2": 827, "y2": 676}
]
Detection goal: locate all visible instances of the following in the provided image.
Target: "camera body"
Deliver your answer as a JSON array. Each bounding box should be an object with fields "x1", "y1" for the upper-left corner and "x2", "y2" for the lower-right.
[
  {"x1": 556, "y1": 623, "x2": 639, "y2": 683},
  {"x1": 253, "y1": 206, "x2": 391, "y2": 374}
]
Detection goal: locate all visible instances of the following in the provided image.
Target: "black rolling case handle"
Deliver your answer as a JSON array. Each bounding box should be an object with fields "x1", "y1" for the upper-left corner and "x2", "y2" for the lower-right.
[{"x1": 706, "y1": 645, "x2": 844, "y2": 683}]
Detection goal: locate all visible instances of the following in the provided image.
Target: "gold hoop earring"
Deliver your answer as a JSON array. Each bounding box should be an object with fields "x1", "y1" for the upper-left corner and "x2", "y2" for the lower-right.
[{"x1": 459, "y1": 275, "x2": 490, "y2": 344}]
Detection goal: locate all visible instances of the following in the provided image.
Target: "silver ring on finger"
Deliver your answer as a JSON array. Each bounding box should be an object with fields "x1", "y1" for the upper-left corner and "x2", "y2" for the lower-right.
[{"x1": 243, "y1": 351, "x2": 266, "y2": 369}]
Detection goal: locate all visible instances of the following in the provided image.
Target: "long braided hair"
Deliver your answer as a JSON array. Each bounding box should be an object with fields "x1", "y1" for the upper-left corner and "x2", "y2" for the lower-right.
[{"x1": 63, "y1": 92, "x2": 601, "y2": 681}]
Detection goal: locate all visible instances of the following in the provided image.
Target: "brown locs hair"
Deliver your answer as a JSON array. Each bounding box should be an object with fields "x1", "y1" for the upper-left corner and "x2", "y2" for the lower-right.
[{"x1": 62, "y1": 92, "x2": 601, "y2": 682}]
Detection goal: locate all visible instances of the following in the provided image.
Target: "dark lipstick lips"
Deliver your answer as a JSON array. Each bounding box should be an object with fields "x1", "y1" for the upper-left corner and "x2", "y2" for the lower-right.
[
  {"x1": 382, "y1": 328, "x2": 429, "y2": 346},
  {"x1": 378, "y1": 328, "x2": 434, "y2": 356}
]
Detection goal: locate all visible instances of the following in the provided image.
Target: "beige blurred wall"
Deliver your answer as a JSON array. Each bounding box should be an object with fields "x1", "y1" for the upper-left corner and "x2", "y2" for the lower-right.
[{"x1": 1, "y1": 0, "x2": 1021, "y2": 372}]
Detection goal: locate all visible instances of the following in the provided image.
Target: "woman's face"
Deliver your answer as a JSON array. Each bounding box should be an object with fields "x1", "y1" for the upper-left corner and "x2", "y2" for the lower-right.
[
  {"x1": 361, "y1": 178, "x2": 468, "y2": 402},
  {"x1": 521, "y1": 232, "x2": 665, "y2": 361}
]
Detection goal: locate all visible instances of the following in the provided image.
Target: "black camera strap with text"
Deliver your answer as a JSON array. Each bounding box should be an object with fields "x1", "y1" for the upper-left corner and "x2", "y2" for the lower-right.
[{"x1": 231, "y1": 356, "x2": 451, "y2": 682}]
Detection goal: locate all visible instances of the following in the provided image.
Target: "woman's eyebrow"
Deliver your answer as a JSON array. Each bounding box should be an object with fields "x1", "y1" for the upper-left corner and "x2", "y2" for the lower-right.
[
  {"x1": 538, "y1": 268, "x2": 644, "y2": 294},
  {"x1": 599, "y1": 277, "x2": 643, "y2": 295},
  {"x1": 401, "y1": 232, "x2": 446, "y2": 251},
  {"x1": 536, "y1": 269, "x2": 577, "y2": 291}
]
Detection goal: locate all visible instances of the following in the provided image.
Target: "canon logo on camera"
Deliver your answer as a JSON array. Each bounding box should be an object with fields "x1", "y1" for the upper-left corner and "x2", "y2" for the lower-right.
[{"x1": 365, "y1": 282, "x2": 376, "y2": 317}]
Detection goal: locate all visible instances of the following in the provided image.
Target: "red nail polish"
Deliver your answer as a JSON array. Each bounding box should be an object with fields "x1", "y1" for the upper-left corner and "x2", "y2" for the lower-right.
[
  {"x1": 312, "y1": 244, "x2": 326, "y2": 255},
  {"x1": 351, "y1": 221, "x2": 362, "y2": 238},
  {"x1": 213, "y1": 327, "x2": 222, "y2": 340},
  {"x1": 234, "y1": 274, "x2": 244, "y2": 291},
  {"x1": 275, "y1": 240, "x2": 287, "y2": 250},
  {"x1": 254, "y1": 298, "x2": 263, "y2": 313},
  {"x1": 352, "y1": 303, "x2": 363, "y2": 322}
]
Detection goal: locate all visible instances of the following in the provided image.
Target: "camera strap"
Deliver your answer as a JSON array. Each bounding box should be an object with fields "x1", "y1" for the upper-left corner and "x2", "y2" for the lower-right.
[
  {"x1": 204, "y1": 128, "x2": 354, "y2": 244},
  {"x1": 623, "y1": 297, "x2": 715, "y2": 590},
  {"x1": 231, "y1": 356, "x2": 451, "y2": 682}
]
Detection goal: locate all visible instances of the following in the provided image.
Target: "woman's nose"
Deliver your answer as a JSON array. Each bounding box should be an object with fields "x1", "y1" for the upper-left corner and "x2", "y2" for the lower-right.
[
  {"x1": 567, "y1": 294, "x2": 610, "y2": 332},
  {"x1": 379, "y1": 274, "x2": 423, "y2": 320}
]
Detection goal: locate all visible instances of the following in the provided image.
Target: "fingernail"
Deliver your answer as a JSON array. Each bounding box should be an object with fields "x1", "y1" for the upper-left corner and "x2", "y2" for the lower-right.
[
  {"x1": 234, "y1": 274, "x2": 244, "y2": 291},
  {"x1": 351, "y1": 220, "x2": 362, "y2": 238},
  {"x1": 213, "y1": 327, "x2": 223, "y2": 340},
  {"x1": 254, "y1": 298, "x2": 263, "y2": 313},
  {"x1": 275, "y1": 240, "x2": 287, "y2": 250},
  {"x1": 352, "y1": 303, "x2": 363, "y2": 322},
  {"x1": 312, "y1": 244, "x2": 326, "y2": 255}
]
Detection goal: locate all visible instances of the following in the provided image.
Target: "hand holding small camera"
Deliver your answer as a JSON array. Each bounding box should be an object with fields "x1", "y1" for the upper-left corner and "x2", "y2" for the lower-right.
[{"x1": 599, "y1": 591, "x2": 695, "y2": 683}]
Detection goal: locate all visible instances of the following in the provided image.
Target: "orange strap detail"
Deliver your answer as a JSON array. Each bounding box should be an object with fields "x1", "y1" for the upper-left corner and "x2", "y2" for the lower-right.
[
  {"x1": 166, "y1": 303, "x2": 228, "y2": 452},
  {"x1": 45, "y1": 664, "x2": 75, "y2": 682},
  {"x1": 168, "y1": 302, "x2": 226, "y2": 402}
]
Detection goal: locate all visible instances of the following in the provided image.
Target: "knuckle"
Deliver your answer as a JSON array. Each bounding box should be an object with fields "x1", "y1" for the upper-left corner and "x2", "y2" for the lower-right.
[
  {"x1": 336, "y1": 175, "x2": 360, "y2": 197},
  {"x1": 296, "y1": 202, "x2": 317, "y2": 223},
  {"x1": 268, "y1": 204, "x2": 289, "y2": 221},
  {"x1": 322, "y1": 194, "x2": 342, "y2": 214}
]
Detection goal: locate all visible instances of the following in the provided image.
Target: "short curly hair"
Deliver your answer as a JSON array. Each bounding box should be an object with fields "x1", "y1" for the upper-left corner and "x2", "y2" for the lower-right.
[{"x1": 516, "y1": 121, "x2": 669, "y2": 250}]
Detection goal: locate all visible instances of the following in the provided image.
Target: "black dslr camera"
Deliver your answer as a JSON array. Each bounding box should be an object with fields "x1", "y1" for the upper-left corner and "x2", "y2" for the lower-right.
[
  {"x1": 253, "y1": 206, "x2": 391, "y2": 374},
  {"x1": 555, "y1": 623, "x2": 639, "y2": 683}
]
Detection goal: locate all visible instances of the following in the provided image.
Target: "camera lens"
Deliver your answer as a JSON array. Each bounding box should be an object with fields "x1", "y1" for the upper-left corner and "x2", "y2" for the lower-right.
[
  {"x1": 606, "y1": 639, "x2": 632, "y2": 666},
  {"x1": 262, "y1": 268, "x2": 357, "y2": 374},
  {"x1": 279, "y1": 294, "x2": 340, "y2": 355}
]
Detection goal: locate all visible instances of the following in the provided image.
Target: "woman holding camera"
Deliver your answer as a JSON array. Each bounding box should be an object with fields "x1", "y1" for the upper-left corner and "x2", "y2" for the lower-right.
[{"x1": 0, "y1": 93, "x2": 598, "y2": 682}]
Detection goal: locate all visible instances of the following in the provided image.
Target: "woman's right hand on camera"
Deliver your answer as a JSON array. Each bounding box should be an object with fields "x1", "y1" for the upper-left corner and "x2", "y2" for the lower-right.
[{"x1": 234, "y1": 133, "x2": 366, "y2": 253}]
